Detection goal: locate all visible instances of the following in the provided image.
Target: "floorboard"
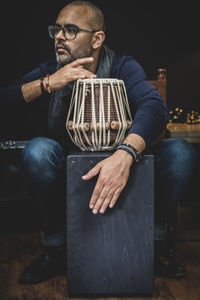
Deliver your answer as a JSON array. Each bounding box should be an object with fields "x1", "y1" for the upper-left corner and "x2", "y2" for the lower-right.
[{"x1": 0, "y1": 232, "x2": 200, "y2": 300}]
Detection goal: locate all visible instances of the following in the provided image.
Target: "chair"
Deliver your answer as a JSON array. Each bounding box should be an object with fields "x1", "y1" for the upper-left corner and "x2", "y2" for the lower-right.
[
  {"x1": 149, "y1": 68, "x2": 167, "y2": 103},
  {"x1": 148, "y1": 68, "x2": 167, "y2": 142}
]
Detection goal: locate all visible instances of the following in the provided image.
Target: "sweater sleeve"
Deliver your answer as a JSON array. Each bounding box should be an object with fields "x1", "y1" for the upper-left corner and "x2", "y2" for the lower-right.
[
  {"x1": 112, "y1": 56, "x2": 169, "y2": 148},
  {"x1": 0, "y1": 60, "x2": 57, "y2": 105}
]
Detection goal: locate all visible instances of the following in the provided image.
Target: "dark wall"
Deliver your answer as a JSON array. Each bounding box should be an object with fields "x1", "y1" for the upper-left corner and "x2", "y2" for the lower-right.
[{"x1": 1, "y1": 1, "x2": 200, "y2": 139}]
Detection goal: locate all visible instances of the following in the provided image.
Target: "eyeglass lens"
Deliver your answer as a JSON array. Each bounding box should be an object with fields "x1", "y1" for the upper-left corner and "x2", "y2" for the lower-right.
[{"x1": 49, "y1": 25, "x2": 79, "y2": 40}]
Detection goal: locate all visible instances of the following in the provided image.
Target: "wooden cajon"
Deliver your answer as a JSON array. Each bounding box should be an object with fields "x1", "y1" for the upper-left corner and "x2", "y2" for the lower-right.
[{"x1": 66, "y1": 153, "x2": 154, "y2": 297}]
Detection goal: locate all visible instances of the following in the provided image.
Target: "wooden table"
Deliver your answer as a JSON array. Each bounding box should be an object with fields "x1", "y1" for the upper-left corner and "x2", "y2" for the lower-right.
[{"x1": 166, "y1": 123, "x2": 200, "y2": 143}]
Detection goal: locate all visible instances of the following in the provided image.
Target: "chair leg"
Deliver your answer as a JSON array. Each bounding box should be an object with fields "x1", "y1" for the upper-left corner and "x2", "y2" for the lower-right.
[
  {"x1": 165, "y1": 222, "x2": 176, "y2": 261},
  {"x1": 155, "y1": 219, "x2": 186, "y2": 279}
]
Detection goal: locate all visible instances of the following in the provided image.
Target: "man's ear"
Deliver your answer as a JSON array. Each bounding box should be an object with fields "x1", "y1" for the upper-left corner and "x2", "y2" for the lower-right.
[{"x1": 92, "y1": 31, "x2": 105, "y2": 49}]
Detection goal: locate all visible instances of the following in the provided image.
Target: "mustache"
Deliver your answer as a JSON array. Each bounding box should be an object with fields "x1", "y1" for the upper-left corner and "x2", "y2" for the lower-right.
[{"x1": 56, "y1": 41, "x2": 71, "y2": 53}]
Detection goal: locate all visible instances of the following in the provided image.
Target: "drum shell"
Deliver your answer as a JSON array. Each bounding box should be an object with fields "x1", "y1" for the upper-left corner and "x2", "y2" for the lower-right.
[{"x1": 66, "y1": 79, "x2": 132, "y2": 151}]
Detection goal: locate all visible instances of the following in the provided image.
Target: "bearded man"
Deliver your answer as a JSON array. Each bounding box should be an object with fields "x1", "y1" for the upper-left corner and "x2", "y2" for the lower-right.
[{"x1": 0, "y1": 1, "x2": 197, "y2": 284}]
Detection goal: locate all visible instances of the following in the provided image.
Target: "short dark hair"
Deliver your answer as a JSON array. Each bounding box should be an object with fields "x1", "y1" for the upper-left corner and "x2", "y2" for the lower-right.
[{"x1": 67, "y1": 1, "x2": 106, "y2": 32}]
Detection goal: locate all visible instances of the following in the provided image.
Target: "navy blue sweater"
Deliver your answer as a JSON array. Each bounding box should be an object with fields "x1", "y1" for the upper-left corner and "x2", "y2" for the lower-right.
[{"x1": 0, "y1": 55, "x2": 169, "y2": 147}]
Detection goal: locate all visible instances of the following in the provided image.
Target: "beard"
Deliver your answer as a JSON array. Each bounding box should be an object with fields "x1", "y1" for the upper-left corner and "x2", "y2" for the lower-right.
[{"x1": 55, "y1": 37, "x2": 93, "y2": 66}]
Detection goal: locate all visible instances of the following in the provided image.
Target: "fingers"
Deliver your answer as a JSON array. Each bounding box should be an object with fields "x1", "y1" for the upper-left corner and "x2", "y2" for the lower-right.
[
  {"x1": 99, "y1": 187, "x2": 122, "y2": 213},
  {"x1": 78, "y1": 73, "x2": 96, "y2": 79},
  {"x1": 91, "y1": 186, "x2": 114, "y2": 214},
  {"x1": 89, "y1": 181, "x2": 106, "y2": 212},
  {"x1": 82, "y1": 163, "x2": 102, "y2": 180},
  {"x1": 70, "y1": 67, "x2": 96, "y2": 81},
  {"x1": 89, "y1": 178, "x2": 125, "y2": 215},
  {"x1": 109, "y1": 187, "x2": 123, "y2": 209},
  {"x1": 82, "y1": 154, "x2": 130, "y2": 215},
  {"x1": 71, "y1": 57, "x2": 96, "y2": 80},
  {"x1": 71, "y1": 57, "x2": 94, "y2": 67},
  {"x1": 68, "y1": 71, "x2": 96, "y2": 83}
]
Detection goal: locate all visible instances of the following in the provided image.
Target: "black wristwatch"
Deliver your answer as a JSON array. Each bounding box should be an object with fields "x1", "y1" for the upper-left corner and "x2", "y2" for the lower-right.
[{"x1": 116, "y1": 143, "x2": 142, "y2": 163}]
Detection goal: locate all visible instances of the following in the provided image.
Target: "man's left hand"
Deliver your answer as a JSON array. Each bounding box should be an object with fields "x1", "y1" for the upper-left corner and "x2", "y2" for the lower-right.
[{"x1": 82, "y1": 150, "x2": 133, "y2": 214}]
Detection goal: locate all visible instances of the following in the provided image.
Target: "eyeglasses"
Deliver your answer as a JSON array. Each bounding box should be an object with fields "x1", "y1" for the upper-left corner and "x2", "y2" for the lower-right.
[{"x1": 48, "y1": 23, "x2": 100, "y2": 40}]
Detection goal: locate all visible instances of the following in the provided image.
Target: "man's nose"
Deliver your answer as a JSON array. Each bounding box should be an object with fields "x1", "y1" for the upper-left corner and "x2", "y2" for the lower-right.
[{"x1": 55, "y1": 28, "x2": 66, "y2": 40}]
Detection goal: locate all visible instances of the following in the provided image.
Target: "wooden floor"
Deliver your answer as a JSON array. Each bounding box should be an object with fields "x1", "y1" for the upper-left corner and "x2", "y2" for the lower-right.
[{"x1": 0, "y1": 232, "x2": 200, "y2": 300}]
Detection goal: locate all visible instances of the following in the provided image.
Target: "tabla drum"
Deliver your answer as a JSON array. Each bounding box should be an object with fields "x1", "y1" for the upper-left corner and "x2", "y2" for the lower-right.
[{"x1": 66, "y1": 78, "x2": 132, "y2": 151}]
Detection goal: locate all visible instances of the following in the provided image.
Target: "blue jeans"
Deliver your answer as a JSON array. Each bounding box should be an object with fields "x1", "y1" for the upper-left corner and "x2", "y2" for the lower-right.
[
  {"x1": 151, "y1": 138, "x2": 198, "y2": 243},
  {"x1": 21, "y1": 137, "x2": 198, "y2": 247}
]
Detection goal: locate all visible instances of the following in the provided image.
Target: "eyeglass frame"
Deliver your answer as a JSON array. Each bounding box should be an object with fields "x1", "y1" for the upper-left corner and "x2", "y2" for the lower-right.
[{"x1": 48, "y1": 23, "x2": 100, "y2": 40}]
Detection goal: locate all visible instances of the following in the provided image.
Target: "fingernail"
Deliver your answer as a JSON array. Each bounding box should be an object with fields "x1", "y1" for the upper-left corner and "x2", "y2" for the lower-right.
[
  {"x1": 93, "y1": 209, "x2": 98, "y2": 214},
  {"x1": 89, "y1": 204, "x2": 94, "y2": 209},
  {"x1": 100, "y1": 208, "x2": 104, "y2": 214},
  {"x1": 109, "y1": 204, "x2": 113, "y2": 208},
  {"x1": 82, "y1": 175, "x2": 87, "y2": 179}
]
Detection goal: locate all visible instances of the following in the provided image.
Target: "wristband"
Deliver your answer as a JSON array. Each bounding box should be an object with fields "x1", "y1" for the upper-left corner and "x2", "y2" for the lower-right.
[
  {"x1": 40, "y1": 77, "x2": 45, "y2": 94},
  {"x1": 44, "y1": 74, "x2": 51, "y2": 94},
  {"x1": 116, "y1": 143, "x2": 142, "y2": 163}
]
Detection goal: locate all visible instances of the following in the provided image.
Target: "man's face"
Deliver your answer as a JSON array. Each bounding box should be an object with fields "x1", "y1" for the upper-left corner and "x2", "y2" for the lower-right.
[{"x1": 55, "y1": 5, "x2": 94, "y2": 66}]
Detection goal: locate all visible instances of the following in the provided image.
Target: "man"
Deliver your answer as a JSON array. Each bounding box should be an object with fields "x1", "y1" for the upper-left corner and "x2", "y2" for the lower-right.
[{"x1": 0, "y1": 1, "x2": 197, "y2": 284}]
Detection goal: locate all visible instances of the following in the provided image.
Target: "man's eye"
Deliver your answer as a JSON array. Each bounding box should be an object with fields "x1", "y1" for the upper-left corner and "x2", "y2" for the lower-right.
[
  {"x1": 67, "y1": 26, "x2": 77, "y2": 34},
  {"x1": 55, "y1": 27, "x2": 61, "y2": 34}
]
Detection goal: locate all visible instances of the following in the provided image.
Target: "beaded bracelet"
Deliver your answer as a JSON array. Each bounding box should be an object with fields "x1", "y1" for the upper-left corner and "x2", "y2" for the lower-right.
[
  {"x1": 40, "y1": 77, "x2": 45, "y2": 94},
  {"x1": 116, "y1": 143, "x2": 142, "y2": 163},
  {"x1": 45, "y1": 74, "x2": 51, "y2": 94}
]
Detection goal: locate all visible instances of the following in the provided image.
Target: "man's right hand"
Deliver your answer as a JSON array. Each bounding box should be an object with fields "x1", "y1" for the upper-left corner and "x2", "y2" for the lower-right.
[
  {"x1": 49, "y1": 57, "x2": 96, "y2": 91},
  {"x1": 22, "y1": 57, "x2": 96, "y2": 103}
]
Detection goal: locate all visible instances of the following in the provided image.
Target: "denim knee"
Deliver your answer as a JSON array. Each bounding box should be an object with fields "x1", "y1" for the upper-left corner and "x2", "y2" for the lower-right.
[
  {"x1": 21, "y1": 137, "x2": 65, "y2": 176},
  {"x1": 154, "y1": 138, "x2": 198, "y2": 180}
]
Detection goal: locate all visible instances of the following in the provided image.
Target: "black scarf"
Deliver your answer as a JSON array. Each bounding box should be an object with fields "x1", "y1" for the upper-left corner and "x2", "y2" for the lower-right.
[{"x1": 47, "y1": 45, "x2": 115, "y2": 151}]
